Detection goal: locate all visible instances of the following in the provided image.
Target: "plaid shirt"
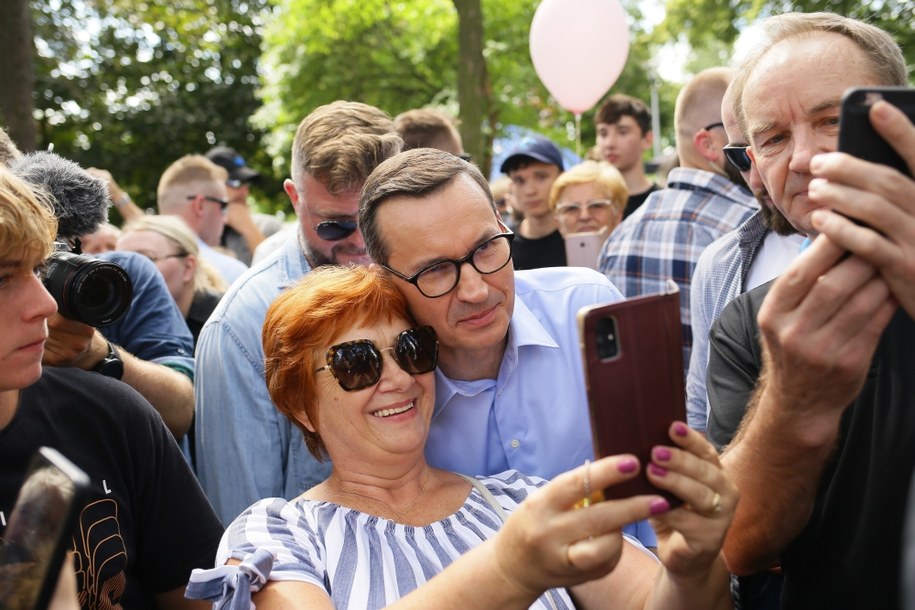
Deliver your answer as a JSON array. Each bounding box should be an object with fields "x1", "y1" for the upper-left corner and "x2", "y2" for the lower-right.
[
  {"x1": 685, "y1": 210, "x2": 769, "y2": 432},
  {"x1": 598, "y1": 167, "x2": 758, "y2": 373}
]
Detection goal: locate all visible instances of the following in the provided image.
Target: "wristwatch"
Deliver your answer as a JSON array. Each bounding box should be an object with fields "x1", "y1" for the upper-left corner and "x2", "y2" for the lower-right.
[{"x1": 91, "y1": 341, "x2": 124, "y2": 380}]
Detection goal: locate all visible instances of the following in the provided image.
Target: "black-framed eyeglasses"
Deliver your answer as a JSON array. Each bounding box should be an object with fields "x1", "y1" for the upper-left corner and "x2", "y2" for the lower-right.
[
  {"x1": 315, "y1": 326, "x2": 439, "y2": 392},
  {"x1": 381, "y1": 232, "x2": 514, "y2": 299},
  {"x1": 723, "y1": 145, "x2": 752, "y2": 172},
  {"x1": 703, "y1": 122, "x2": 725, "y2": 132},
  {"x1": 186, "y1": 195, "x2": 229, "y2": 210},
  {"x1": 555, "y1": 199, "x2": 615, "y2": 218},
  {"x1": 315, "y1": 220, "x2": 358, "y2": 241}
]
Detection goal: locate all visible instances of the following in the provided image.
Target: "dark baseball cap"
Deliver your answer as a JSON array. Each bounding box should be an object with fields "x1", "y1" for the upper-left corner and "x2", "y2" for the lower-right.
[
  {"x1": 205, "y1": 146, "x2": 260, "y2": 185},
  {"x1": 499, "y1": 136, "x2": 565, "y2": 174}
]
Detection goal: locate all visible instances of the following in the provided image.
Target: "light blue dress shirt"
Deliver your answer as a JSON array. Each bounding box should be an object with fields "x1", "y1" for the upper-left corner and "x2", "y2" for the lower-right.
[
  {"x1": 194, "y1": 230, "x2": 331, "y2": 525},
  {"x1": 425, "y1": 267, "x2": 655, "y2": 545}
]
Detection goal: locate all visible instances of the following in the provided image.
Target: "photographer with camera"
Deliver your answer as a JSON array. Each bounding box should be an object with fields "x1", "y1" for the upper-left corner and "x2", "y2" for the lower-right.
[{"x1": 9, "y1": 152, "x2": 195, "y2": 439}]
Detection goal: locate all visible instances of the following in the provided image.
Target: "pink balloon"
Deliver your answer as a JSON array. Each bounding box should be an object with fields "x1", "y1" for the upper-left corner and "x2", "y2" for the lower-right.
[{"x1": 530, "y1": 0, "x2": 630, "y2": 115}]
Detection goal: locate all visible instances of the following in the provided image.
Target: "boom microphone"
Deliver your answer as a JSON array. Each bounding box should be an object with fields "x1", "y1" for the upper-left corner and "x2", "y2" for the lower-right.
[{"x1": 9, "y1": 151, "x2": 109, "y2": 239}]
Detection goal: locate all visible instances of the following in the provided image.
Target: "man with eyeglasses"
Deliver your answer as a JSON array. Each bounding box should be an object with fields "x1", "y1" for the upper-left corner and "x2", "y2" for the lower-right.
[
  {"x1": 685, "y1": 84, "x2": 803, "y2": 438},
  {"x1": 355, "y1": 148, "x2": 677, "y2": 547},
  {"x1": 598, "y1": 67, "x2": 758, "y2": 376},
  {"x1": 194, "y1": 101, "x2": 403, "y2": 525},
  {"x1": 157, "y1": 154, "x2": 248, "y2": 286}
]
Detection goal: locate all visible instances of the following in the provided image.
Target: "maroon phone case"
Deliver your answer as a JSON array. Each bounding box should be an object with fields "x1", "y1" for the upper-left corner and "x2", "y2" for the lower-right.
[{"x1": 577, "y1": 285, "x2": 686, "y2": 506}]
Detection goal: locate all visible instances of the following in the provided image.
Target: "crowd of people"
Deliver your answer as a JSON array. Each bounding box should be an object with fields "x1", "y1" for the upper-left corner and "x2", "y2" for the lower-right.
[{"x1": 0, "y1": 9, "x2": 913, "y2": 610}]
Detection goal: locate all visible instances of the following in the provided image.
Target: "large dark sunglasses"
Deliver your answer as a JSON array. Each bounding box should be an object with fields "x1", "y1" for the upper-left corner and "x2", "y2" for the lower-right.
[
  {"x1": 723, "y1": 145, "x2": 752, "y2": 172},
  {"x1": 316, "y1": 220, "x2": 358, "y2": 241},
  {"x1": 315, "y1": 326, "x2": 439, "y2": 391}
]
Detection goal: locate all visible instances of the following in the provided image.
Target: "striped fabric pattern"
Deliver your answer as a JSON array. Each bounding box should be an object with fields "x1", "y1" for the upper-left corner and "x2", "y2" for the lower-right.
[{"x1": 216, "y1": 470, "x2": 575, "y2": 609}]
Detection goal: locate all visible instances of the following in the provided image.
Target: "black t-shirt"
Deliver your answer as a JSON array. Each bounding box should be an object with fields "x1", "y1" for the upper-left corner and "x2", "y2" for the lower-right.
[
  {"x1": 708, "y1": 283, "x2": 915, "y2": 609},
  {"x1": 511, "y1": 229, "x2": 566, "y2": 271},
  {"x1": 622, "y1": 183, "x2": 660, "y2": 219},
  {"x1": 0, "y1": 368, "x2": 224, "y2": 609}
]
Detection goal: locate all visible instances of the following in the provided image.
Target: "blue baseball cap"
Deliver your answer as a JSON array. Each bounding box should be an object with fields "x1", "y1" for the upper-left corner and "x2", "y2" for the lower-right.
[{"x1": 499, "y1": 136, "x2": 565, "y2": 174}]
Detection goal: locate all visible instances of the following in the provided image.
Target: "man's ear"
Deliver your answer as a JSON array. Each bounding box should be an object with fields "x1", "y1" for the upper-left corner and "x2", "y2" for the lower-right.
[
  {"x1": 693, "y1": 129, "x2": 720, "y2": 164},
  {"x1": 187, "y1": 194, "x2": 205, "y2": 219},
  {"x1": 284, "y1": 179, "x2": 301, "y2": 215},
  {"x1": 641, "y1": 130, "x2": 654, "y2": 152}
]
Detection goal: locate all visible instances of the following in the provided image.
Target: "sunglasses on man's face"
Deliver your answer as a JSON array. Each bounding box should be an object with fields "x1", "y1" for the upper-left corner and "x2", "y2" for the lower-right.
[
  {"x1": 723, "y1": 145, "x2": 752, "y2": 172},
  {"x1": 315, "y1": 220, "x2": 358, "y2": 241},
  {"x1": 315, "y1": 326, "x2": 439, "y2": 392}
]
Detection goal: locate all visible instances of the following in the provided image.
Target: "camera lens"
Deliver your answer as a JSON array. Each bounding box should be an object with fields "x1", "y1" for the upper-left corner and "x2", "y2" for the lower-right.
[{"x1": 43, "y1": 252, "x2": 133, "y2": 326}]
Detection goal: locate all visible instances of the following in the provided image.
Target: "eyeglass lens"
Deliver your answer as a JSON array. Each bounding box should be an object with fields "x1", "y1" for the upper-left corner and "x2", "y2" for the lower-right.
[
  {"x1": 316, "y1": 220, "x2": 358, "y2": 241},
  {"x1": 323, "y1": 327, "x2": 438, "y2": 391},
  {"x1": 723, "y1": 146, "x2": 752, "y2": 172},
  {"x1": 557, "y1": 200, "x2": 612, "y2": 216},
  {"x1": 415, "y1": 233, "x2": 512, "y2": 298}
]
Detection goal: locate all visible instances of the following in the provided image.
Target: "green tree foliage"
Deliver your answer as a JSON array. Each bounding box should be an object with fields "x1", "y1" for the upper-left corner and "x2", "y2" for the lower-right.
[
  {"x1": 657, "y1": 0, "x2": 915, "y2": 74},
  {"x1": 254, "y1": 0, "x2": 458, "y2": 172},
  {"x1": 30, "y1": 0, "x2": 274, "y2": 216},
  {"x1": 257, "y1": 0, "x2": 670, "y2": 175}
]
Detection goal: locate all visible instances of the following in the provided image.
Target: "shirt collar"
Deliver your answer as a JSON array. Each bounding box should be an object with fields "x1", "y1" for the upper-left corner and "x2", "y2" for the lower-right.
[{"x1": 434, "y1": 289, "x2": 559, "y2": 411}]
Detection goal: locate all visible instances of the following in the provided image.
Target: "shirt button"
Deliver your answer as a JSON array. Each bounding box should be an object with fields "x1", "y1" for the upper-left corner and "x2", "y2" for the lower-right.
[{"x1": 510, "y1": 439, "x2": 520, "y2": 449}]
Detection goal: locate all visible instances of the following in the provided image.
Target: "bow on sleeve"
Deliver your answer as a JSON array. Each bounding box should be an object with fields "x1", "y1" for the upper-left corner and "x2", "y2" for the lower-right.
[{"x1": 185, "y1": 548, "x2": 275, "y2": 610}]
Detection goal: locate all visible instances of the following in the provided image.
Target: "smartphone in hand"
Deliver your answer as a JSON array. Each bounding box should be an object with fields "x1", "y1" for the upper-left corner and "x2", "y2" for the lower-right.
[
  {"x1": 0, "y1": 447, "x2": 90, "y2": 610},
  {"x1": 564, "y1": 231, "x2": 604, "y2": 270},
  {"x1": 578, "y1": 282, "x2": 686, "y2": 506},
  {"x1": 839, "y1": 86, "x2": 915, "y2": 178}
]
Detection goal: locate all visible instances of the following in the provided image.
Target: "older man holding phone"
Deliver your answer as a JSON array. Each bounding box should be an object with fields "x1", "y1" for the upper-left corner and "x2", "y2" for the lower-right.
[{"x1": 704, "y1": 12, "x2": 915, "y2": 609}]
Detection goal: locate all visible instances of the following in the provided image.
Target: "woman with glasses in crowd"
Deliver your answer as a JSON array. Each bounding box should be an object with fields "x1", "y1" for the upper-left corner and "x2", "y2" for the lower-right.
[
  {"x1": 117, "y1": 215, "x2": 226, "y2": 345},
  {"x1": 550, "y1": 161, "x2": 628, "y2": 238},
  {"x1": 187, "y1": 264, "x2": 737, "y2": 610}
]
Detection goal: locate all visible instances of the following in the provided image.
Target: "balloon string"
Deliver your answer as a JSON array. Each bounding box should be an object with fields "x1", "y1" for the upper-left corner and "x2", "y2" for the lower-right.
[{"x1": 575, "y1": 113, "x2": 582, "y2": 159}]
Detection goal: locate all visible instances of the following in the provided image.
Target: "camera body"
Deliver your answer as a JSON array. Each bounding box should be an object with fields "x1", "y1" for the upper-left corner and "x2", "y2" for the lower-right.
[{"x1": 43, "y1": 243, "x2": 133, "y2": 327}]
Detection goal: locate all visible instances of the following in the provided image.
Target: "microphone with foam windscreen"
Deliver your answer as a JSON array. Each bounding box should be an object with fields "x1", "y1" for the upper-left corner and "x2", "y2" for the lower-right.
[{"x1": 9, "y1": 151, "x2": 110, "y2": 239}]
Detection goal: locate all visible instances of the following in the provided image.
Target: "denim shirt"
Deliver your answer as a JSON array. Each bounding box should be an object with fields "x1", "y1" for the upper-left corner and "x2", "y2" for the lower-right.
[{"x1": 194, "y1": 230, "x2": 331, "y2": 525}]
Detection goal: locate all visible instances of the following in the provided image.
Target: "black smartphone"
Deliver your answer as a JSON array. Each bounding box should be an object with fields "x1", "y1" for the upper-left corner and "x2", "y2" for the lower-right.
[
  {"x1": 577, "y1": 282, "x2": 686, "y2": 507},
  {"x1": 0, "y1": 447, "x2": 89, "y2": 610},
  {"x1": 839, "y1": 86, "x2": 915, "y2": 178}
]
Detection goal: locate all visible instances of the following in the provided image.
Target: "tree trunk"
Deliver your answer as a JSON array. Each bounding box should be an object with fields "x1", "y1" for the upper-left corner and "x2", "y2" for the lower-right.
[
  {"x1": 0, "y1": 0, "x2": 37, "y2": 152},
  {"x1": 453, "y1": 0, "x2": 493, "y2": 178}
]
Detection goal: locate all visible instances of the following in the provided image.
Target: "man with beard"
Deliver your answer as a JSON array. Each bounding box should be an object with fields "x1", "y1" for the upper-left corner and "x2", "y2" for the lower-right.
[
  {"x1": 194, "y1": 101, "x2": 403, "y2": 525},
  {"x1": 686, "y1": 83, "x2": 803, "y2": 438},
  {"x1": 599, "y1": 67, "x2": 758, "y2": 375}
]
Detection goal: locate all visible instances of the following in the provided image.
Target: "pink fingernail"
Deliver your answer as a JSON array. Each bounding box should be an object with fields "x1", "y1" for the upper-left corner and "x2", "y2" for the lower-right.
[
  {"x1": 653, "y1": 447, "x2": 672, "y2": 461},
  {"x1": 648, "y1": 463, "x2": 668, "y2": 477},
  {"x1": 649, "y1": 498, "x2": 670, "y2": 515},
  {"x1": 618, "y1": 458, "x2": 638, "y2": 473},
  {"x1": 674, "y1": 422, "x2": 689, "y2": 437}
]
